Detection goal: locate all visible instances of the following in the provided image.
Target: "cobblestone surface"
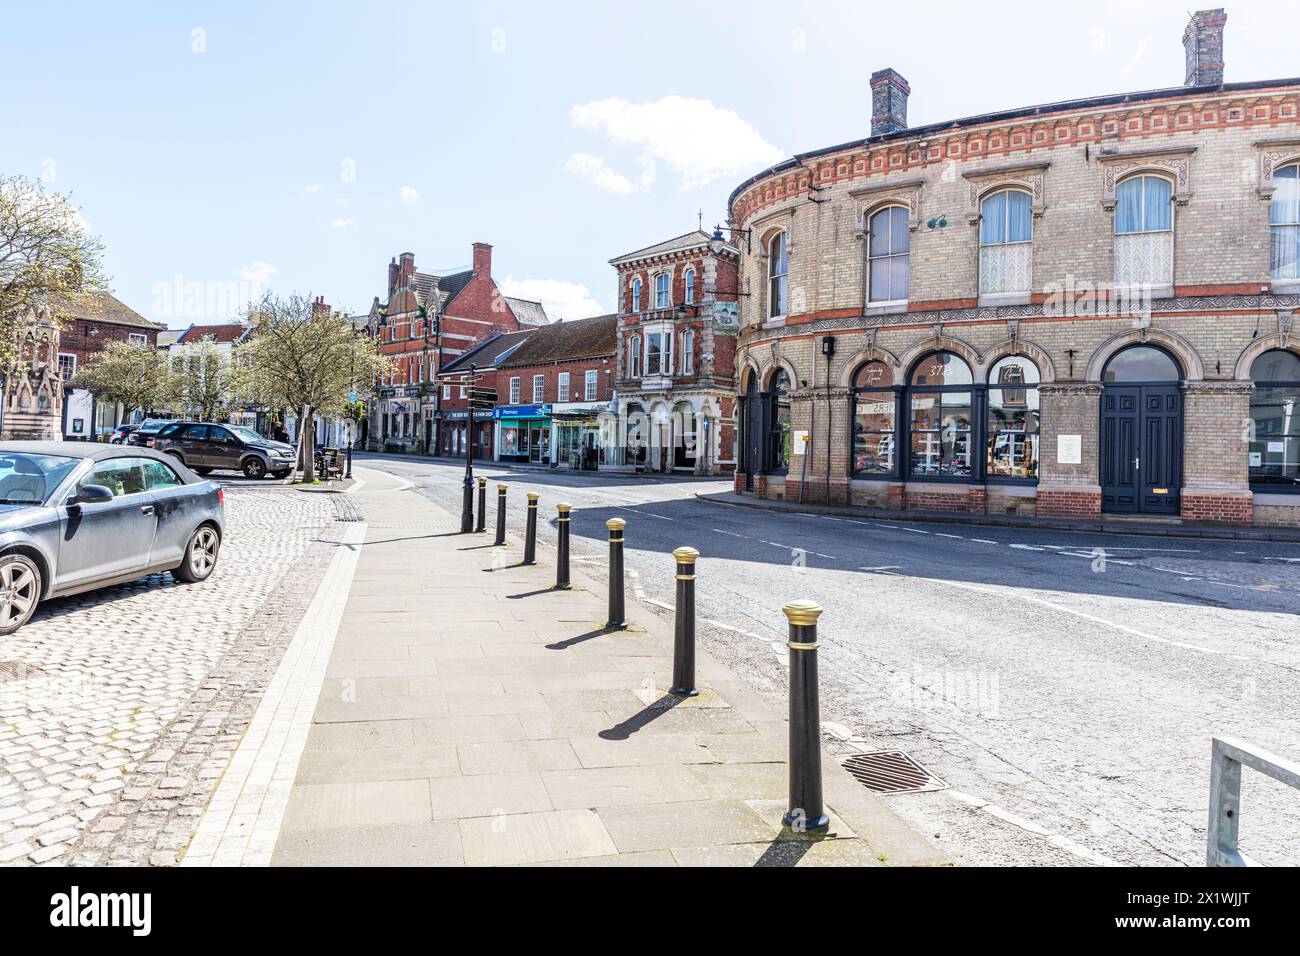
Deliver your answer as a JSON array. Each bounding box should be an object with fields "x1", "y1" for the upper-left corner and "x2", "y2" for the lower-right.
[{"x1": 0, "y1": 489, "x2": 341, "y2": 866}]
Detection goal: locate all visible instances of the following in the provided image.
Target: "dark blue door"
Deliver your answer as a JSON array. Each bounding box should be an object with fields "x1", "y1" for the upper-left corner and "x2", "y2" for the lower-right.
[{"x1": 1101, "y1": 385, "x2": 1181, "y2": 515}]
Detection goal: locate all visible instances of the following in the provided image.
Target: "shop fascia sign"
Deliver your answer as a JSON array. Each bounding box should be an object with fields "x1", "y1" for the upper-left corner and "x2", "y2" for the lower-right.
[{"x1": 493, "y1": 404, "x2": 551, "y2": 420}]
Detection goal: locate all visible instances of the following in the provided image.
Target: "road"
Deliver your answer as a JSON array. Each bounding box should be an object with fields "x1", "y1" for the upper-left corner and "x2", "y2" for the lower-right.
[{"x1": 355, "y1": 452, "x2": 1300, "y2": 867}]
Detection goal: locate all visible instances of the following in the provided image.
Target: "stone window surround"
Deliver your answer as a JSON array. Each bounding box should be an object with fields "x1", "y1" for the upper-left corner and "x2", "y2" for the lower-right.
[
  {"x1": 964, "y1": 162, "x2": 1049, "y2": 308},
  {"x1": 1098, "y1": 145, "x2": 1195, "y2": 209},
  {"x1": 1253, "y1": 136, "x2": 1300, "y2": 200},
  {"x1": 752, "y1": 208, "x2": 796, "y2": 326}
]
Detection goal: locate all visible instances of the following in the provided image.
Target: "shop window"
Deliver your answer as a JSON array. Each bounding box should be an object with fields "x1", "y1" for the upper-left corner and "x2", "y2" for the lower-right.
[
  {"x1": 986, "y1": 356, "x2": 1041, "y2": 481},
  {"x1": 767, "y1": 369, "x2": 792, "y2": 473},
  {"x1": 908, "y1": 352, "x2": 973, "y2": 479},
  {"x1": 979, "y1": 189, "x2": 1032, "y2": 296},
  {"x1": 1249, "y1": 349, "x2": 1300, "y2": 490},
  {"x1": 868, "y1": 206, "x2": 910, "y2": 304},
  {"x1": 852, "y1": 361, "x2": 896, "y2": 476},
  {"x1": 1272, "y1": 164, "x2": 1300, "y2": 281},
  {"x1": 1114, "y1": 174, "x2": 1174, "y2": 290}
]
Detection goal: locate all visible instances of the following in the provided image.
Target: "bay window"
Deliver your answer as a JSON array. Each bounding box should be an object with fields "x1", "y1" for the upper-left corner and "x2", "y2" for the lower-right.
[
  {"x1": 645, "y1": 330, "x2": 668, "y2": 376},
  {"x1": 1114, "y1": 174, "x2": 1174, "y2": 290},
  {"x1": 979, "y1": 189, "x2": 1033, "y2": 298}
]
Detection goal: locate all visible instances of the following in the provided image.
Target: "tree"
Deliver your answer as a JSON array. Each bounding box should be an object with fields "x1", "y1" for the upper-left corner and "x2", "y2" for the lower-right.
[
  {"x1": 0, "y1": 175, "x2": 106, "y2": 362},
  {"x1": 74, "y1": 340, "x2": 168, "y2": 420},
  {"x1": 167, "y1": 338, "x2": 235, "y2": 421},
  {"x1": 237, "y1": 292, "x2": 388, "y2": 482}
]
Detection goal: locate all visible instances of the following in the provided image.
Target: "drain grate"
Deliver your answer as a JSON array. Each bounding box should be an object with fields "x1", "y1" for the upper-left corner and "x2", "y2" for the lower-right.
[
  {"x1": 0, "y1": 660, "x2": 43, "y2": 684},
  {"x1": 841, "y1": 751, "x2": 946, "y2": 795}
]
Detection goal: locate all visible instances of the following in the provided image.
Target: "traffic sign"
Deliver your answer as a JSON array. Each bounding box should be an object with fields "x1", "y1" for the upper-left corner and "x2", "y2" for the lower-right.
[{"x1": 470, "y1": 388, "x2": 498, "y2": 402}]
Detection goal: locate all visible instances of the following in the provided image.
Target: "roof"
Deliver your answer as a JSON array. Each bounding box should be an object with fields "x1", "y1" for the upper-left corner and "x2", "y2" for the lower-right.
[
  {"x1": 441, "y1": 330, "x2": 537, "y2": 374},
  {"x1": 177, "y1": 323, "x2": 248, "y2": 345},
  {"x1": 496, "y1": 314, "x2": 616, "y2": 369},
  {"x1": 729, "y1": 75, "x2": 1300, "y2": 211},
  {"x1": 51, "y1": 291, "x2": 161, "y2": 331},
  {"x1": 504, "y1": 297, "x2": 549, "y2": 327},
  {"x1": 0, "y1": 441, "x2": 187, "y2": 466},
  {"x1": 609, "y1": 231, "x2": 734, "y2": 266},
  {"x1": 156, "y1": 329, "x2": 185, "y2": 347}
]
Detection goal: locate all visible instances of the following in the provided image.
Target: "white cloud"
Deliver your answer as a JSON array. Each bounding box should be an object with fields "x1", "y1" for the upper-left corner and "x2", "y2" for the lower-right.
[
  {"x1": 330, "y1": 218, "x2": 357, "y2": 229},
  {"x1": 569, "y1": 96, "x2": 783, "y2": 190},
  {"x1": 563, "y1": 153, "x2": 636, "y2": 195},
  {"x1": 499, "y1": 275, "x2": 607, "y2": 323},
  {"x1": 238, "y1": 261, "x2": 278, "y2": 284},
  {"x1": 399, "y1": 185, "x2": 421, "y2": 205},
  {"x1": 304, "y1": 183, "x2": 322, "y2": 194}
]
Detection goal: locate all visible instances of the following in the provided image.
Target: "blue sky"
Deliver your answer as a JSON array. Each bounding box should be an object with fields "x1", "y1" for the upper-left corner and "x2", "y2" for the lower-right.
[{"x1": 3, "y1": 0, "x2": 1297, "y2": 327}]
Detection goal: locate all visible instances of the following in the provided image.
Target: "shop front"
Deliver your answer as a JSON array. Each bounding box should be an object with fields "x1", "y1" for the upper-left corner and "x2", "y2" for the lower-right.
[
  {"x1": 494, "y1": 404, "x2": 552, "y2": 464},
  {"x1": 552, "y1": 403, "x2": 615, "y2": 471}
]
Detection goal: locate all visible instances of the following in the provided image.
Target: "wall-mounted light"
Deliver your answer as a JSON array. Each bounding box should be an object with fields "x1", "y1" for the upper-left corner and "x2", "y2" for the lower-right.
[{"x1": 926, "y1": 215, "x2": 948, "y2": 229}]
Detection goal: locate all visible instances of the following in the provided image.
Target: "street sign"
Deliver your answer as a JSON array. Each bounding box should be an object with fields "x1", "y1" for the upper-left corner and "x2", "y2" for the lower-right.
[{"x1": 470, "y1": 388, "x2": 497, "y2": 401}]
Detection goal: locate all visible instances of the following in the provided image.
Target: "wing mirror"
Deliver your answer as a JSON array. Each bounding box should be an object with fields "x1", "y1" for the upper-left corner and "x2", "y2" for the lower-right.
[{"x1": 70, "y1": 484, "x2": 114, "y2": 507}]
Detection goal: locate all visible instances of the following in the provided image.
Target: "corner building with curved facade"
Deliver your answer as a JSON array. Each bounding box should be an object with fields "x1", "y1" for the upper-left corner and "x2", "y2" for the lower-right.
[{"x1": 728, "y1": 9, "x2": 1300, "y2": 528}]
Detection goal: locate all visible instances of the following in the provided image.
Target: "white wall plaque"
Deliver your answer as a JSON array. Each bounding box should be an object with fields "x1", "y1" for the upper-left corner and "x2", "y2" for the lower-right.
[{"x1": 1057, "y1": 434, "x2": 1082, "y2": 465}]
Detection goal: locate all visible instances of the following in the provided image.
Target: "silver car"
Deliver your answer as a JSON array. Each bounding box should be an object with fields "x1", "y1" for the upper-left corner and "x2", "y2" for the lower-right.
[{"x1": 0, "y1": 442, "x2": 225, "y2": 635}]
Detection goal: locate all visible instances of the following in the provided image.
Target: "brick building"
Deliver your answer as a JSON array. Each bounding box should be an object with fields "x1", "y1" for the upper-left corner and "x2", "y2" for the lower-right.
[
  {"x1": 365, "y1": 242, "x2": 548, "y2": 451},
  {"x1": 492, "y1": 315, "x2": 618, "y2": 468},
  {"x1": 437, "y1": 329, "x2": 536, "y2": 459},
  {"x1": 610, "y1": 231, "x2": 741, "y2": 474},
  {"x1": 727, "y1": 8, "x2": 1300, "y2": 528}
]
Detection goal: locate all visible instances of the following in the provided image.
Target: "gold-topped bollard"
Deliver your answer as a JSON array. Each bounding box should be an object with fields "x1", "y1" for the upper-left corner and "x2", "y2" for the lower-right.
[
  {"x1": 523, "y1": 493, "x2": 539, "y2": 565},
  {"x1": 605, "y1": 519, "x2": 627, "y2": 630},
  {"x1": 782, "y1": 599, "x2": 829, "y2": 835},
  {"x1": 476, "y1": 477, "x2": 487, "y2": 533},
  {"x1": 555, "y1": 503, "x2": 572, "y2": 590},
  {"x1": 669, "y1": 547, "x2": 700, "y2": 698},
  {"x1": 494, "y1": 484, "x2": 507, "y2": 546}
]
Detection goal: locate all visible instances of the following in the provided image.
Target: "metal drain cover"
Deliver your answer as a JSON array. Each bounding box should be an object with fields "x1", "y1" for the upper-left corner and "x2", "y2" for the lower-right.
[
  {"x1": 841, "y1": 751, "x2": 946, "y2": 795},
  {"x1": 0, "y1": 661, "x2": 42, "y2": 684}
]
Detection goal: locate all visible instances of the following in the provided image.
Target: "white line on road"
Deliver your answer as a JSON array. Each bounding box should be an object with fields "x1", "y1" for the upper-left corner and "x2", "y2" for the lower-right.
[
  {"x1": 972, "y1": 539, "x2": 1000, "y2": 545},
  {"x1": 859, "y1": 566, "x2": 903, "y2": 573},
  {"x1": 712, "y1": 529, "x2": 747, "y2": 538},
  {"x1": 935, "y1": 533, "x2": 964, "y2": 539}
]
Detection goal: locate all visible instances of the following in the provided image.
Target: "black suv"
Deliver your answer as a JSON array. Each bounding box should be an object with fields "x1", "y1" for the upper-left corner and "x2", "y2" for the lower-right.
[{"x1": 153, "y1": 422, "x2": 296, "y2": 479}]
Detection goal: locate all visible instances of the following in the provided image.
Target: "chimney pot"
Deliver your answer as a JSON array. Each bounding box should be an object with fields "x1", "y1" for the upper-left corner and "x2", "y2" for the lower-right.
[
  {"x1": 870, "y1": 68, "x2": 910, "y2": 137},
  {"x1": 1183, "y1": 8, "x2": 1227, "y2": 87}
]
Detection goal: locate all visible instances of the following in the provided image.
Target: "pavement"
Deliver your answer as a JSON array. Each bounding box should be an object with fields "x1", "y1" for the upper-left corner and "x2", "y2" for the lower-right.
[
  {"x1": 181, "y1": 465, "x2": 948, "y2": 867},
  {"x1": 352, "y1": 452, "x2": 1300, "y2": 867}
]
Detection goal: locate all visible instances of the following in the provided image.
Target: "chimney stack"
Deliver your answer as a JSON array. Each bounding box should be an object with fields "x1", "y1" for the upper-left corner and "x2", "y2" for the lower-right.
[
  {"x1": 472, "y1": 242, "x2": 493, "y2": 278},
  {"x1": 388, "y1": 257, "x2": 400, "y2": 297},
  {"x1": 312, "y1": 295, "x2": 330, "y2": 317},
  {"x1": 870, "y1": 68, "x2": 910, "y2": 136},
  {"x1": 1183, "y1": 8, "x2": 1227, "y2": 87},
  {"x1": 398, "y1": 252, "x2": 416, "y2": 291}
]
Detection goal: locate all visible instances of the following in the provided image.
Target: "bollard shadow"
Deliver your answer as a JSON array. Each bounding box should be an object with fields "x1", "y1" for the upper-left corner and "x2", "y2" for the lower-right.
[
  {"x1": 506, "y1": 588, "x2": 557, "y2": 600},
  {"x1": 752, "y1": 837, "x2": 817, "y2": 868},
  {"x1": 545, "y1": 627, "x2": 611, "y2": 651},
  {"x1": 598, "y1": 695, "x2": 682, "y2": 740},
  {"x1": 456, "y1": 544, "x2": 500, "y2": 552}
]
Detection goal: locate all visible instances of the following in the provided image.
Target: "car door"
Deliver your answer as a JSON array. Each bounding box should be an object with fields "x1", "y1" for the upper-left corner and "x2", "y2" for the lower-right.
[
  {"x1": 207, "y1": 427, "x2": 242, "y2": 470},
  {"x1": 176, "y1": 424, "x2": 213, "y2": 467},
  {"x1": 142, "y1": 458, "x2": 196, "y2": 568},
  {"x1": 55, "y1": 457, "x2": 160, "y2": 590}
]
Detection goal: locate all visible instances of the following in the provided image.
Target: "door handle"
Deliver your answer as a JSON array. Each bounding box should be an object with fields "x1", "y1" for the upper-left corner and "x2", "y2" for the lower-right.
[
  {"x1": 140, "y1": 504, "x2": 155, "y2": 515},
  {"x1": 1133, "y1": 457, "x2": 1140, "y2": 471}
]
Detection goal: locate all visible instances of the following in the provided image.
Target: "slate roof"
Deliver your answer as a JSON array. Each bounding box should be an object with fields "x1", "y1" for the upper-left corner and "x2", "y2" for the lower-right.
[
  {"x1": 441, "y1": 329, "x2": 537, "y2": 375},
  {"x1": 504, "y1": 297, "x2": 549, "y2": 327},
  {"x1": 496, "y1": 314, "x2": 616, "y2": 369},
  {"x1": 609, "y1": 230, "x2": 734, "y2": 265}
]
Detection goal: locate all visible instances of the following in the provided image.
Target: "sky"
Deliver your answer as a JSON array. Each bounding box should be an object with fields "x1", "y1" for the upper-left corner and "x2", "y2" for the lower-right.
[{"x1": 3, "y1": 0, "x2": 1298, "y2": 328}]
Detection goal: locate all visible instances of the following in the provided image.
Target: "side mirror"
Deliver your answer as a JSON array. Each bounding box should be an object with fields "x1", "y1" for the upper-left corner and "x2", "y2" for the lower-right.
[{"x1": 71, "y1": 484, "x2": 114, "y2": 506}]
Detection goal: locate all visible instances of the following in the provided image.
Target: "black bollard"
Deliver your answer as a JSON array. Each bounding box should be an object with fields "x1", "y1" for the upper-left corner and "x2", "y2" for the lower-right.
[
  {"x1": 523, "y1": 493, "x2": 539, "y2": 565},
  {"x1": 555, "y1": 503, "x2": 572, "y2": 590},
  {"x1": 476, "y1": 478, "x2": 487, "y2": 533},
  {"x1": 669, "y1": 547, "x2": 699, "y2": 698},
  {"x1": 605, "y1": 518, "x2": 627, "y2": 630},
  {"x1": 494, "y1": 484, "x2": 507, "y2": 546},
  {"x1": 782, "y1": 600, "x2": 829, "y2": 836}
]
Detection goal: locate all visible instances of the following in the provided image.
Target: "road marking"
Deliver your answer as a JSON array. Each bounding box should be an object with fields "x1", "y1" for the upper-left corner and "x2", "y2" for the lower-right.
[
  {"x1": 971, "y1": 539, "x2": 999, "y2": 545},
  {"x1": 873, "y1": 523, "x2": 899, "y2": 529},
  {"x1": 644, "y1": 598, "x2": 674, "y2": 611},
  {"x1": 935, "y1": 533, "x2": 964, "y2": 540},
  {"x1": 712, "y1": 529, "x2": 747, "y2": 538},
  {"x1": 618, "y1": 506, "x2": 673, "y2": 521},
  {"x1": 859, "y1": 566, "x2": 903, "y2": 573},
  {"x1": 902, "y1": 528, "x2": 931, "y2": 535},
  {"x1": 1009, "y1": 544, "x2": 1045, "y2": 552}
]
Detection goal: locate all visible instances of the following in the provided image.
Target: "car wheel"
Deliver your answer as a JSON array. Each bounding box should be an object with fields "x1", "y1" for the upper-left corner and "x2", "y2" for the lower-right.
[
  {"x1": 172, "y1": 525, "x2": 220, "y2": 583},
  {"x1": 0, "y1": 554, "x2": 42, "y2": 635},
  {"x1": 242, "y1": 457, "x2": 267, "y2": 480},
  {"x1": 272, "y1": 469, "x2": 292, "y2": 479}
]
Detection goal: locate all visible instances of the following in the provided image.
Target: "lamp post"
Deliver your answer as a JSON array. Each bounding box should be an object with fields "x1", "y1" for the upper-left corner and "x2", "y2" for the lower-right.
[{"x1": 460, "y1": 363, "x2": 477, "y2": 533}]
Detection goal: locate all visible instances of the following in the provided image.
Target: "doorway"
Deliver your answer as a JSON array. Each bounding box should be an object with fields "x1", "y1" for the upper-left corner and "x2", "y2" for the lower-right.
[{"x1": 1099, "y1": 345, "x2": 1183, "y2": 515}]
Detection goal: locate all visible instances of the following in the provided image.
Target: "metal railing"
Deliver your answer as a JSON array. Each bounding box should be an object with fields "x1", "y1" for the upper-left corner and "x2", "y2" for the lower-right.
[{"x1": 1207, "y1": 736, "x2": 1300, "y2": 867}]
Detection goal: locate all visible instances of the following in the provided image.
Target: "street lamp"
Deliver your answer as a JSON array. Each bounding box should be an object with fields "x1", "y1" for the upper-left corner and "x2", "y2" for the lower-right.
[{"x1": 709, "y1": 222, "x2": 751, "y2": 255}]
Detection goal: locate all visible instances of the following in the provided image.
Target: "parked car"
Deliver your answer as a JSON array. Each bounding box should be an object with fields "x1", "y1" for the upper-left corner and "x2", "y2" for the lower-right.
[
  {"x1": 126, "y1": 419, "x2": 175, "y2": 447},
  {"x1": 0, "y1": 442, "x2": 224, "y2": 635},
  {"x1": 152, "y1": 422, "x2": 296, "y2": 480},
  {"x1": 109, "y1": 423, "x2": 139, "y2": 445}
]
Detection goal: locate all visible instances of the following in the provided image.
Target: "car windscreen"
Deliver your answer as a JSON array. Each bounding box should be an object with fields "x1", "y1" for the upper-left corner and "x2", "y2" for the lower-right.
[
  {"x1": 0, "y1": 454, "x2": 81, "y2": 505},
  {"x1": 228, "y1": 426, "x2": 264, "y2": 443}
]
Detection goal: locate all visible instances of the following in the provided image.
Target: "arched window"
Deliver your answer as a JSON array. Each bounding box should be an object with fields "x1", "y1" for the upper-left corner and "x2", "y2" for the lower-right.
[
  {"x1": 684, "y1": 268, "x2": 696, "y2": 305},
  {"x1": 631, "y1": 277, "x2": 642, "y2": 313},
  {"x1": 868, "y1": 207, "x2": 909, "y2": 304},
  {"x1": 768, "y1": 369, "x2": 792, "y2": 473},
  {"x1": 654, "y1": 272, "x2": 671, "y2": 310},
  {"x1": 986, "y1": 356, "x2": 1041, "y2": 480},
  {"x1": 768, "y1": 232, "x2": 789, "y2": 318},
  {"x1": 1114, "y1": 174, "x2": 1174, "y2": 289},
  {"x1": 979, "y1": 189, "x2": 1032, "y2": 296},
  {"x1": 1102, "y1": 345, "x2": 1180, "y2": 383},
  {"x1": 852, "y1": 361, "x2": 896, "y2": 476},
  {"x1": 908, "y1": 352, "x2": 973, "y2": 479},
  {"x1": 1249, "y1": 349, "x2": 1300, "y2": 489},
  {"x1": 627, "y1": 335, "x2": 641, "y2": 378},
  {"x1": 1272, "y1": 163, "x2": 1300, "y2": 281},
  {"x1": 680, "y1": 328, "x2": 694, "y2": 375}
]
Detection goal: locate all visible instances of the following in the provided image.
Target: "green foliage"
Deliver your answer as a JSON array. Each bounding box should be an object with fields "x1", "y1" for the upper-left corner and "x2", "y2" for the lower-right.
[{"x1": 74, "y1": 340, "x2": 168, "y2": 417}]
